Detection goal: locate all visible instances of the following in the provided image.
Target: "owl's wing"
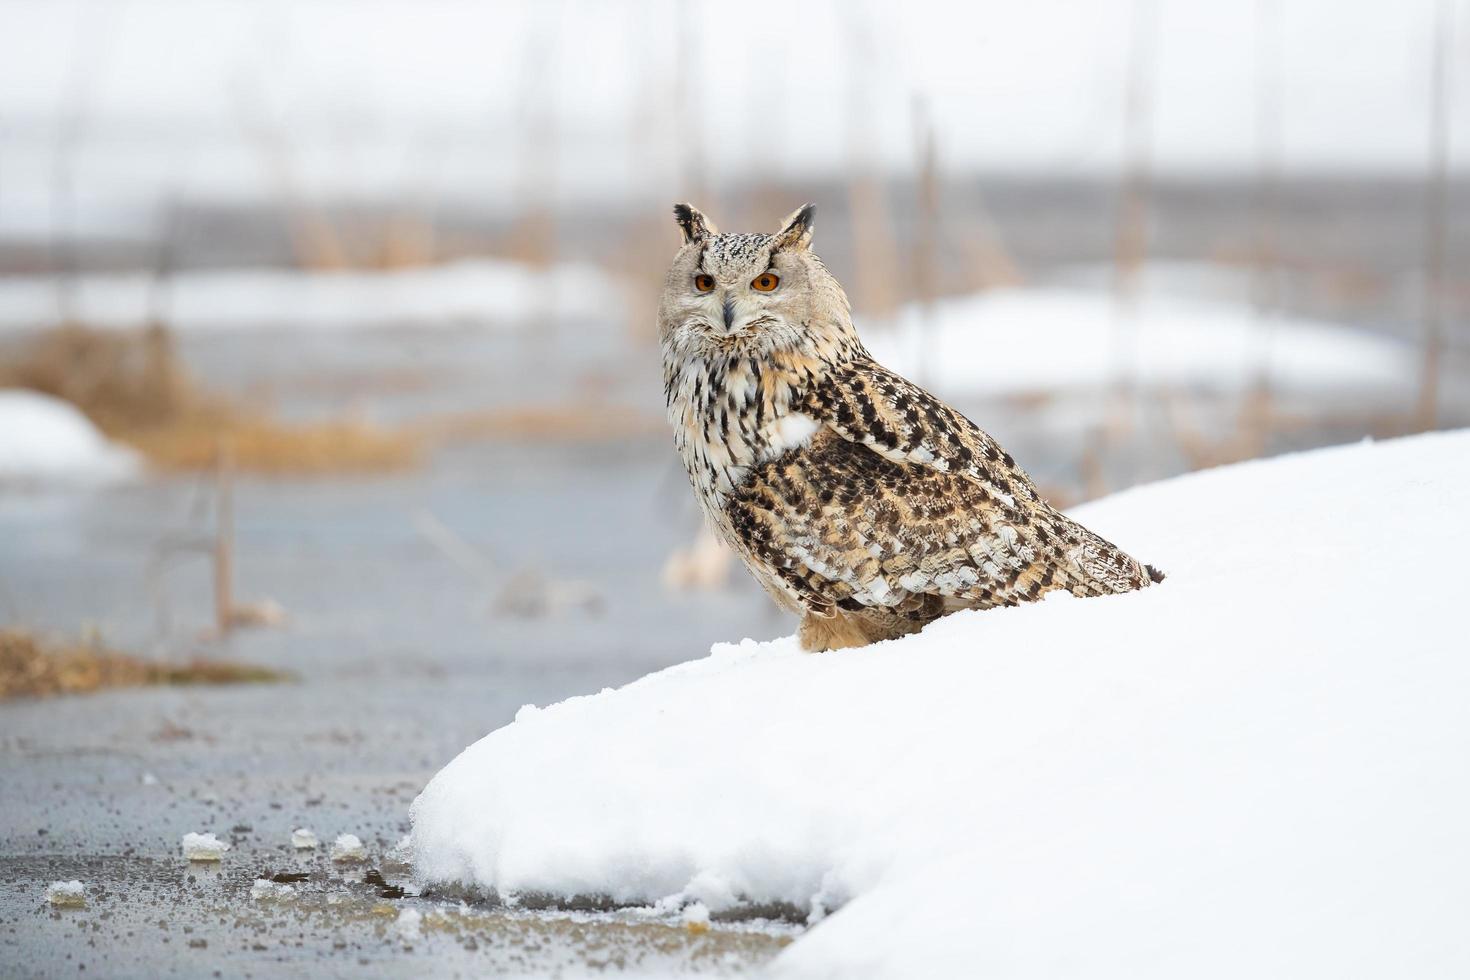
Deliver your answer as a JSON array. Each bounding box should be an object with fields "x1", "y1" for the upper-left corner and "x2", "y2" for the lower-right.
[
  {"x1": 724, "y1": 357, "x2": 1154, "y2": 618},
  {"x1": 801, "y1": 356, "x2": 1042, "y2": 512}
]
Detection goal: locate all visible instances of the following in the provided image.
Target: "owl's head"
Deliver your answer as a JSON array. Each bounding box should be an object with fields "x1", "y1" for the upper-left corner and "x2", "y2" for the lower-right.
[{"x1": 658, "y1": 203, "x2": 860, "y2": 365}]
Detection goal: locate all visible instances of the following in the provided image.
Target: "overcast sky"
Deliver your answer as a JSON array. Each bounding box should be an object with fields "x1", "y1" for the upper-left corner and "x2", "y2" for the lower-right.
[{"x1": 0, "y1": 0, "x2": 1464, "y2": 233}]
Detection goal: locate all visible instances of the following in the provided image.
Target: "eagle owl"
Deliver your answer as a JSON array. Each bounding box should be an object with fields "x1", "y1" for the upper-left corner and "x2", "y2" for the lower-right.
[{"x1": 659, "y1": 203, "x2": 1162, "y2": 652}]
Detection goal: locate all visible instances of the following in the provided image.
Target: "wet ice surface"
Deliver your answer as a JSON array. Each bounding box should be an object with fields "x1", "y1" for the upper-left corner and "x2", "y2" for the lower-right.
[
  {"x1": 0, "y1": 475, "x2": 793, "y2": 976},
  {"x1": 3, "y1": 852, "x2": 795, "y2": 978}
]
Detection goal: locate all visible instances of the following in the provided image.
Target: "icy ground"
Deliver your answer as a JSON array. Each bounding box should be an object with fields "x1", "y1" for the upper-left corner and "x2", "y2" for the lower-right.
[
  {"x1": 411, "y1": 430, "x2": 1470, "y2": 978},
  {"x1": 0, "y1": 389, "x2": 141, "y2": 485},
  {"x1": 0, "y1": 325, "x2": 791, "y2": 976}
]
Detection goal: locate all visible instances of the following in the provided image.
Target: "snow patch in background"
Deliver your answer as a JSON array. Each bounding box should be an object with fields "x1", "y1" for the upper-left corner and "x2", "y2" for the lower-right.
[
  {"x1": 410, "y1": 429, "x2": 1470, "y2": 978},
  {"x1": 0, "y1": 260, "x2": 619, "y2": 333},
  {"x1": 865, "y1": 288, "x2": 1412, "y2": 396},
  {"x1": 0, "y1": 390, "x2": 141, "y2": 486}
]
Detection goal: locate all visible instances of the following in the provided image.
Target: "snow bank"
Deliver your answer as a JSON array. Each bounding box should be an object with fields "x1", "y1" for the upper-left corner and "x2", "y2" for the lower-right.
[
  {"x1": 0, "y1": 390, "x2": 141, "y2": 485},
  {"x1": 411, "y1": 430, "x2": 1470, "y2": 977},
  {"x1": 0, "y1": 259, "x2": 618, "y2": 333},
  {"x1": 864, "y1": 288, "x2": 1411, "y2": 396}
]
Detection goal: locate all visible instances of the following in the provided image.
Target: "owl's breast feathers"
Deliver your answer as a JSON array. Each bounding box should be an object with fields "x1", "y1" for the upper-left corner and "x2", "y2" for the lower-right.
[{"x1": 718, "y1": 356, "x2": 1163, "y2": 623}]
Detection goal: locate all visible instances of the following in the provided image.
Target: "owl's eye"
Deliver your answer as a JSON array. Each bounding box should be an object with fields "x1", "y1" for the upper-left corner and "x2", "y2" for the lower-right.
[
  {"x1": 751, "y1": 272, "x2": 780, "y2": 292},
  {"x1": 694, "y1": 274, "x2": 716, "y2": 293}
]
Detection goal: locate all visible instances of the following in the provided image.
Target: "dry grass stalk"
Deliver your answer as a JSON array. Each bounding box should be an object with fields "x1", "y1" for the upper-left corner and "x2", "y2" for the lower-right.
[
  {"x1": 1163, "y1": 387, "x2": 1286, "y2": 472},
  {"x1": 1106, "y1": 0, "x2": 1160, "y2": 464},
  {"x1": 1244, "y1": 0, "x2": 1284, "y2": 460},
  {"x1": 1079, "y1": 438, "x2": 1111, "y2": 502},
  {"x1": 1416, "y1": 0, "x2": 1454, "y2": 431},
  {"x1": 910, "y1": 98, "x2": 940, "y2": 388},
  {"x1": 214, "y1": 440, "x2": 235, "y2": 635},
  {"x1": 0, "y1": 628, "x2": 287, "y2": 701}
]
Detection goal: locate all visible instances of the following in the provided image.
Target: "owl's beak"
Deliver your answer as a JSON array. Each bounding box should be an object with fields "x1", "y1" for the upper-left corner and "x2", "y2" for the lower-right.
[{"x1": 722, "y1": 297, "x2": 736, "y2": 331}]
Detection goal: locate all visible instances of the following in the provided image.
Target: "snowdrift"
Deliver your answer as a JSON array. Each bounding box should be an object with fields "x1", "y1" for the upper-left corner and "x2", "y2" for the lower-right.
[
  {"x1": 411, "y1": 431, "x2": 1470, "y2": 978},
  {"x1": 0, "y1": 389, "x2": 142, "y2": 485},
  {"x1": 0, "y1": 259, "x2": 616, "y2": 333},
  {"x1": 865, "y1": 288, "x2": 1412, "y2": 396}
]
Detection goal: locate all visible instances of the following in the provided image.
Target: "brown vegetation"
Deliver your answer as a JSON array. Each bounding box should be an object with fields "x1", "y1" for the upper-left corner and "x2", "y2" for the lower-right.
[
  {"x1": 0, "y1": 627, "x2": 288, "y2": 700},
  {"x1": 128, "y1": 418, "x2": 418, "y2": 474},
  {"x1": 0, "y1": 323, "x2": 420, "y2": 474},
  {"x1": 419, "y1": 403, "x2": 663, "y2": 444}
]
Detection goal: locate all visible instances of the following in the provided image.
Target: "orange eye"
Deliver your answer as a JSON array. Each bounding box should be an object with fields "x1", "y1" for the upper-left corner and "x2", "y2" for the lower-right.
[
  {"x1": 694, "y1": 274, "x2": 716, "y2": 293},
  {"x1": 751, "y1": 272, "x2": 780, "y2": 292}
]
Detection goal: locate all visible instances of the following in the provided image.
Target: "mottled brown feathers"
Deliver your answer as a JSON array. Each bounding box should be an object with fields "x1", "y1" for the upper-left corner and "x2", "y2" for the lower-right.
[{"x1": 659, "y1": 207, "x2": 1161, "y2": 652}]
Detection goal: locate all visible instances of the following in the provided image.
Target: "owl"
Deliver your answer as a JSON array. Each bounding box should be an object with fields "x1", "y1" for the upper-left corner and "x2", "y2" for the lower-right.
[{"x1": 659, "y1": 203, "x2": 1162, "y2": 652}]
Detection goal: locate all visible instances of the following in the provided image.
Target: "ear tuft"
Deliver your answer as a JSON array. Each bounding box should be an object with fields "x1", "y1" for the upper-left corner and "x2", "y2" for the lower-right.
[
  {"x1": 772, "y1": 203, "x2": 816, "y2": 251},
  {"x1": 672, "y1": 203, "x2": 716, "y2": 244}
]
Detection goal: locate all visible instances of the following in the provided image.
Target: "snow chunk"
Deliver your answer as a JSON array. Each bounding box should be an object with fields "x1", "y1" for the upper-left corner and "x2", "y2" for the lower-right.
[
  {"x1": 329, "y1": 834, "x2": 367, "y2": 863},
  {"x1": 392, "y1": 907, "x2": 423, "y2": 945},
  {"x1": 290, "y1": 828, "x2": 319, "y2": 850},
  {"x1": 45, "y1": 881, "x2": 86, "y2": 908},
  {"x1": 249, "y1": 879, "x2": 295, "y2": 903},
  {"x1": 180, "y1": 832, "x2": 229, "y2": 862},
  {"x1": 0, "y1": 390, "x2": 141, "y2": 485},
  {"x1": 411, "y1": 430, "x2": 1470, "y2": 978}
]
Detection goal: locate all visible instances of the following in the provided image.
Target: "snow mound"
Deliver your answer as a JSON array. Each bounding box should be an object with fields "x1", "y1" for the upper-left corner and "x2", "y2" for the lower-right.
[
  {"x1": 411, "y1": 430, "x2": 1470, "y2": 977},
  {"x1": 865, "y1": 288, "x2": 1412, "y2": 396},
  {"x1": 0, "y1": 390, "x2": 141, "y2": 485},
  {"x1": 291, "y1": 828, "x2": 319, "y2": 850}
]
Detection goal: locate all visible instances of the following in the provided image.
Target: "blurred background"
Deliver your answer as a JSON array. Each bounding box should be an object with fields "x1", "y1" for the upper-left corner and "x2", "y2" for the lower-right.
[
  {"x1": 1, "y1": 0, "x2": 1468, "y2": 900},
  {"x1": 1, "y1": 0, "x2": 1466, "y2": 968},
  {"x1": 3, "y1": 0, "x2": 1469, "y2": 689}
]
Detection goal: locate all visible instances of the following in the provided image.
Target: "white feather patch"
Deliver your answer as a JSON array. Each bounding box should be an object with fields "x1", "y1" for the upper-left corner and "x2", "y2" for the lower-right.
[{"x1": 759, "y1": 412, "x2": 822, "y2": 460}]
